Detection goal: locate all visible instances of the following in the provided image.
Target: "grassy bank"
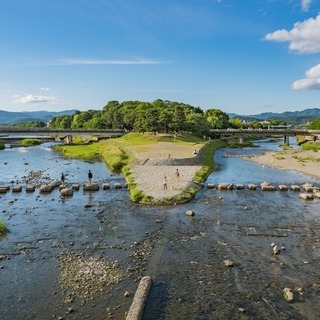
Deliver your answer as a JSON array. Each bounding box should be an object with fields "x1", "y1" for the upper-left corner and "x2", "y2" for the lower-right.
[
  {"x1": 20, "y1": 139, "x2": 42, "y2": 147},
  {"x1": 0, "y1": 221, "x2": 8, "y2": 236},
  {"x1": 54, "y1": 133, "x2": 224, "y2": 203}
]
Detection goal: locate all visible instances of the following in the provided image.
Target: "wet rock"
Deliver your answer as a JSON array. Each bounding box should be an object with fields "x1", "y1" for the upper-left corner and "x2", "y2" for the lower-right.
[
  {"x1": 218, "y1": 183, "x2": 233, "y2": 190},
  {"x1": 273, "y1": 246, "x2": 280, "y2": 255},
  {"x1": 185, "y1": 210, "x2": 195, "y2": 217},
  {"x1": 299, "y1": 193, "x2": 314, "y2": 200},
  {"x1": 85, "y1": 203, "x2": 92, "y2": 208},
  {"x1": 236, "y1": 184, "x2": 244, "y2": 190},
  {"x1": 124, "y1": 291, "x2": 129, "y2": 297},
  {"x1": 224, "y1": 260, "x2": 234, "y2": 267},
  {"x1": 283, "y1": 287, "x2": 294, "y2": 302},
  {"x1": 260, "y1": 182, "x2": 275, "y2": 191},
  {"x1": 278, "y1": 184, "x2": 288, "y2": 191},
  {"x1": 207, "y1": 183, "x2": 215, "y2": 189},
  {"x1": 247, "y1": 183, "x2": 257, "y2": 190},
  {"x1": 60, "y1": 188, "x2": 74, "y2": 197},
  {"x1": 291, "y1": 184, "x2": 301, "y2": 191}
]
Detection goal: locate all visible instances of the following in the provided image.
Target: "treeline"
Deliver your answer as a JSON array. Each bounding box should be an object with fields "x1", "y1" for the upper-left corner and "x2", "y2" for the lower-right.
[{"x1": 49, "y1": 100, "x2": 229, "y2": 136}]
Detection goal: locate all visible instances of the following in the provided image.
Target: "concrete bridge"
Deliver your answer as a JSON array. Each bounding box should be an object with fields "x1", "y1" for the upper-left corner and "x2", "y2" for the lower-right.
[
  {"x1": 0, "y1": 128, "x2": 126, "y2": 144},
  {"x1": 210, "y1": 128, "x2": 320, "y2": 145}
]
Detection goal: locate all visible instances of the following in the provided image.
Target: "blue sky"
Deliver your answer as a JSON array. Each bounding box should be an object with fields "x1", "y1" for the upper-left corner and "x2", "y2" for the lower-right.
[{"x1": 1, "y1": 0, "x2": 320, "y2": 115}]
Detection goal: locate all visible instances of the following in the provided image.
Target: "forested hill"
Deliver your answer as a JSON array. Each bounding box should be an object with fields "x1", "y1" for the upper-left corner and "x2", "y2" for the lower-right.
[
  {"x1": 229, "y1": 108, "x2": 320, "y2": 124},
  {"x1": 0, "y1": 109, "x2": 76, "y2": 124},
  {"x1": 49, "y1": 100, "x2": 229, "y2": 137}
]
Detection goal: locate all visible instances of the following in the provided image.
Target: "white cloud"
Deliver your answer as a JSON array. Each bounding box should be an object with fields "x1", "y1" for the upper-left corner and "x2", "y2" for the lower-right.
[
  {"x1": 13, "y1": 94, "x2": 56, "y2": 104},
  {"x1": 264, "y1": 14, "x2": 320, "y2": 53},
  {"x1": 301, "y1": 0, "x2": 312, "y2": 12},
  {"x1": 292, "y1": 64, "x2": 320, "y2": 90},
  {"x1": 40, "y1": 87, "x2": 51, "y2": 91}
]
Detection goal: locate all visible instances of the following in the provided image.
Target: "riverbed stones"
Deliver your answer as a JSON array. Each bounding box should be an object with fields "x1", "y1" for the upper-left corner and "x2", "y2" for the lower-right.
[
  {"x1": 218, "y1": 183, "x2": 233, "y2": 190},
  {"x1": 283, "y1": 288, "x2": 294, "y2": 302},
  {"x1": 260, "y1": 182, "x2": 275, "y2": 191},
  {"x1": 83, "y1": 183, "x2": 99, "y2": 191},
  {"x1": 114, "y1": 182, "x2": 122, "y2": 189},
  {"x1": 314, "y1": 192, "x2": 320, "y2": 199},
  {"x1": 302, "y1": 183, "x2": 314, "y2": 192},
  {"x1": 102, "y1": 183, "x2": 110, "y2": 190},
  {"x1": 207, "y1": 183, "x2": 215, "y2": 189},
  {"x1": 0, "y1": 186, "x2": 8, "y2": 193},
  {"x1": 12, "y1": 185, "x2": 22, "y2": 192},
  {"x1": 224, "y1": 259, "x2": 234, "y2": 267},
  {"x1": 236, "y1": 184, "x2": 244, "y2": 190},
  {"x1": 247, "y1": 184, "x2": 257, "y2": 190},
  {"x1": 39, "y1": 184, "x2": 54, "y2": 193},
  {"x1": 60, "y1": 188, "x2": 74, "y2": 197},
  {"x1": 273, "y1": 246, "x2": 280, "y2": 255},
  {"x1": 26, "y1": 185, "x2": 35, "y2": 193},
  {"x1": 299, "y1": 193, "x2": 314, "y2": 200},
  {"x1": 59, "y1": 183, "x2": 68, "y2": 190},
  {"x1": 278, "y1": 184, "x2": 288, "y2": 191},
  {"x1": 291, "y1": 185, "x2": 301, "y2": 191},
  {"x1": 72, "y1": 184, "x2": 80, "y2": 191},
  {"x1": 185, "y1": 210, "x2": 195, "y2": 217}
]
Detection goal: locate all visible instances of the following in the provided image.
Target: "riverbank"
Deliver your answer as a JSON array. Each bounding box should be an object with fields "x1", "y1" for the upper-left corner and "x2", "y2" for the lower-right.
[
  {"x1": 56, "y1": 133, "x2": 224, "y2": 204},
  {"x1": 245, "y1": 147, "x2": 320, "y2": 180}
]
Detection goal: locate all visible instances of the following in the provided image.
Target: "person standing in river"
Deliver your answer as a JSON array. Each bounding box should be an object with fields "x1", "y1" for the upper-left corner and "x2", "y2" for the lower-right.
[
  {"x1": 61, "y1": 172, "x2": 65, "y2": 184},
  {"x1": 88, "y1": 170, "x2": 93, "y2": 184}
]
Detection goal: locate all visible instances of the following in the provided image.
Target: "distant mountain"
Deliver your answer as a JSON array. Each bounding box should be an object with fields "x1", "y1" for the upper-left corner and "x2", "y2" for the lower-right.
[
  {"x1": 229, "y1": 108, "x2": 320, "y2": 124},
  {"x1": 0, "y1": 110, "x2": 77, "y2": 125}
]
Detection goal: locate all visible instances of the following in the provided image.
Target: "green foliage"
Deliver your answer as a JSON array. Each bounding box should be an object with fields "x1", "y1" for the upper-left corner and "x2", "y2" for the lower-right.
[
  {"x1": 20, "y1": 139, "x2": 42, "y2": 146},
  {"x1": 194, "y1": 140, "x2": 226, "y2": 183},
  {"x1": 0, "y1": 220, "x2": 8, "y2": 236},
  {"x1": 130, "y1": 189, "x2": 144, "y2": 203},
  {"x1": 0, "y1": 142, "x2": 5, "y2": 150},
  {"x1": 301, "y1": 142, "x2": 320, "y2": 151},
  {"x1": 307, "y1": 118, "x2": 320, "y2": 130},
  {"x1": 48, "y1": 99, "x2": 229, "y2": 137},
  {"x1": 14, "y1": 121, "x2": 46, "y2": 128}
]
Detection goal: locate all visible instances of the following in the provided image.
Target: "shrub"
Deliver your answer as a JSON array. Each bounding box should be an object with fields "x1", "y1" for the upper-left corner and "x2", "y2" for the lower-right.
[
  {"x1": 20, "y1": 139, "x2": 41, "y2": 146},
  {"x1": 0, "y1": 221, "x2": 8, "y2": 236},
  {"x1": 130, "y1": 189, "x2": 144, "y2": 203}
]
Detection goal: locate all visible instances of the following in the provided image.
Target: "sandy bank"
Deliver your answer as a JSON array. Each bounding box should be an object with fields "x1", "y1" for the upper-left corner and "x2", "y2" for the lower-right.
[{"x1": 245, "y1": 148, "x2": 320, "y2": 180}]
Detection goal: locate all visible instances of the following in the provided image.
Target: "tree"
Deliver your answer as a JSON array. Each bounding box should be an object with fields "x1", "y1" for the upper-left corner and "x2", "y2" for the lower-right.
[
  {"x1": 308, "y1": 118, "x2": 320, "y2": 130},
  {"x1": 204, "y1": 109, "x2": 229, "y2": 129}
]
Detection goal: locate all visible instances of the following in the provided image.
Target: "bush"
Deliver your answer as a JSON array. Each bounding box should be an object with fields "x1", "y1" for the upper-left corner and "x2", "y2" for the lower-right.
[
  {"x1": 0, "y1": 142, "x2": 5, "y2": 150},
  {"x1": 130, "y1": 189, "x2": 144, "y2": 203},
  {"x1": 0, "y1": 221, "x2": 8, "y2": 236},
  {"x1": 20, "y1": 139, "x2": 41, "y2": 146}
]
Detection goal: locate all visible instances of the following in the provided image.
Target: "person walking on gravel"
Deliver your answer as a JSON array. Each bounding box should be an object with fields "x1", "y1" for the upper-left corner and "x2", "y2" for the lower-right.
[
  {"x1": 175, "y1": 168, "x2": 180, "y2": 181},
  {"x1": 163, "y1": 176, "x2": 168, "y2": 190}
]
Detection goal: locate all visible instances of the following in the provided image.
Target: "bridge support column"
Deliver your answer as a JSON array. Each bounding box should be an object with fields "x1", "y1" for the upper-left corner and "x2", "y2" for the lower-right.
[
  {"x1": 66, "y1": 135, "x2": 73, "y2": 144},
  {"x1": 239, "y1": 136, "x2": 243, "y2": 144},
  {"x1": 284, "y1": 135, "x2": 289, "y2": 145}
]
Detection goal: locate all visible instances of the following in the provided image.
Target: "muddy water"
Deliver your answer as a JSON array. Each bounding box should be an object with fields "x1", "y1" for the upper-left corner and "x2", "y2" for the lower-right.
[{"x1": 0, "y1": 140, "x2": 320, "y2": 320}]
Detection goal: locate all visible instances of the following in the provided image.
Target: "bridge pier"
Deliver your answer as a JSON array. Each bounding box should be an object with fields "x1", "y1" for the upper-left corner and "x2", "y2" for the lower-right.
[
  {"x1": 66, "y1": 135, "x2": 73, "y2": 144},
  {"x1": 239, "y1": 136, "x2": 243, "y2": 144},
  {"x1": 284, "y1": 135, "x2": 289, "y2": 145}
]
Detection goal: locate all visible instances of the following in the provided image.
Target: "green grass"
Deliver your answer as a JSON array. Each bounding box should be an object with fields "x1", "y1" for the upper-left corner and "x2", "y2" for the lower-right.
[
  {"x1": 20, "y1": 138, "x2": 42, "y2": 146},
  {"x1": 0, "y1": 142, "x2": 5, "y2": 150},
  {"x1": 293, "y1": 155, "x2": 320, "y2": 163},
  {"x1": 301, "y1": 142, "x2": 320, "y2": 151},
  {"x1": 194, "y1": 140, "x2": 226, "y2": 184},
  {"x1": 0, "y1": 221, "x2": 8, "y2": 236}
]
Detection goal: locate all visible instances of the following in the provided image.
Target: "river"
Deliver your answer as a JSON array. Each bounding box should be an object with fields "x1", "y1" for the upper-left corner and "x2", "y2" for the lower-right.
[{"x1": 0, "y1": 138, "x2": 320, "y2": 320}]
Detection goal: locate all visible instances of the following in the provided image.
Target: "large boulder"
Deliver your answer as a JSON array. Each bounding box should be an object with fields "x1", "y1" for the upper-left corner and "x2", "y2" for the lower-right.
[
  {"x1": 299, "y1": 193, "x2": 314, "y2": 200},
  {"x1": 260, "y1": 182, "x2": 275, "y2": 191},
  {"x1": 60, "y1": 188, "x2": 73, "y2": 197},
  {"x1": 83, "y1": 183, "x2": 99, "y2": 191},
  {"x1": 39, "y1": 184, "x2": 54, "y2": 193},
  {"x1": 218, "y1": 183, "x2": 233, "y2": 190}
]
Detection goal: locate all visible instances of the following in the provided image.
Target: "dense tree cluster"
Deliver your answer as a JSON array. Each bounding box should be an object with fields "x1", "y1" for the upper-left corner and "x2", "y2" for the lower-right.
[
  {"x1": 49, "y1": 99, "x2": 230, "y2": 136},
  {"x1": 13, "y1": 121, "x2": 46, "y2": 128},
  {"x1": 308, "y1": 118, "x2": 320, "y2": 130}
]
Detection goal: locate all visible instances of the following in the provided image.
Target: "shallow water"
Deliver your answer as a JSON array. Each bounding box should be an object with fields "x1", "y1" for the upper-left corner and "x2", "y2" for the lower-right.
[{"x1": 0, "y1": 140, "x2": 320, "y2": 320}]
